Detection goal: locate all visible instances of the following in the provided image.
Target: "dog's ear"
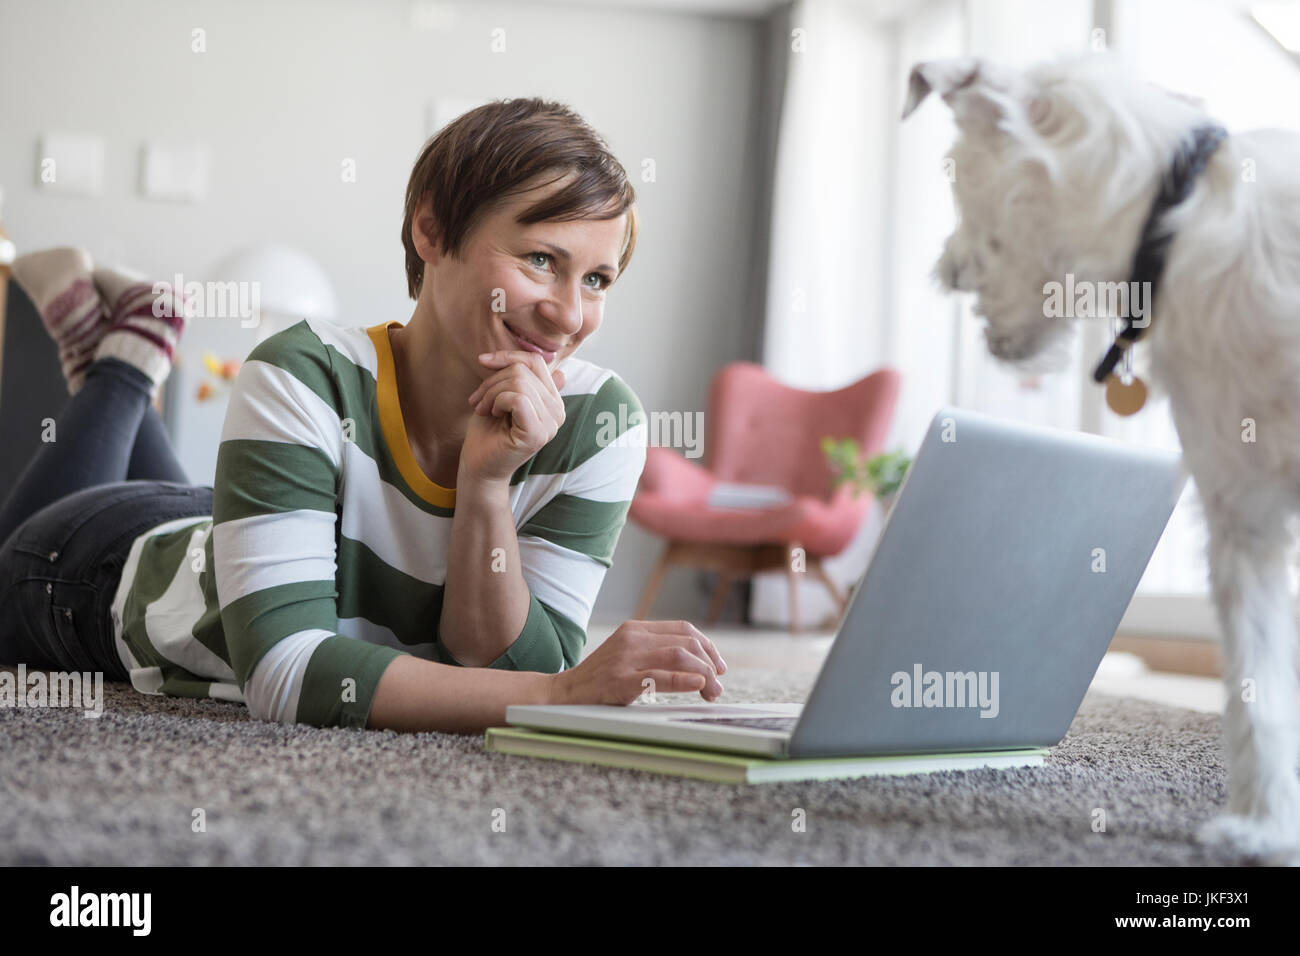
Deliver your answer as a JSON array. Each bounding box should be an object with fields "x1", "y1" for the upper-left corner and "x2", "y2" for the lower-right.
[
  {"x1": 902, "y1": 58, "x2": 1025, "y2": 133},
  {"x1": 902, "y1": 58, "x2": 981, "y2": 119}
]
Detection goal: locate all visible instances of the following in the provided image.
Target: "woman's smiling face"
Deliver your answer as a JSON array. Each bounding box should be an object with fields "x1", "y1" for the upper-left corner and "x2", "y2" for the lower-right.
[{"x1": 413, "y1": 172, "x2": 629, "y2": 374}]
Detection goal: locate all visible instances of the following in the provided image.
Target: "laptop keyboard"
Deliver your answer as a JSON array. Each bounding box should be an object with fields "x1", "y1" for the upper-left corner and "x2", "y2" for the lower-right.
[{"x1": 670, "y1": 715, "x2": 799, "y2": 733}]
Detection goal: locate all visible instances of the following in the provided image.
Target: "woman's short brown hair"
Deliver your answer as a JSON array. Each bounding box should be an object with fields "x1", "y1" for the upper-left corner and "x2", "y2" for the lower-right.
[{"x1": 401, "y1": 97, "x2": 638, "y2": 300}]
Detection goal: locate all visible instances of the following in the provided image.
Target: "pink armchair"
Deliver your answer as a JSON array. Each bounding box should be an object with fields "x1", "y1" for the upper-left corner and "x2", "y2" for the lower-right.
[{"x1": 630, "y1": 362, "x2": 901, "y2": 632}]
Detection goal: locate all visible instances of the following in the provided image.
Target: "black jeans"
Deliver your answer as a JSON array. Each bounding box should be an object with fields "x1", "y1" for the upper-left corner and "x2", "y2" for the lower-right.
[{"x1": 0, "y1": 358, "x2": 213, "y2": 678}]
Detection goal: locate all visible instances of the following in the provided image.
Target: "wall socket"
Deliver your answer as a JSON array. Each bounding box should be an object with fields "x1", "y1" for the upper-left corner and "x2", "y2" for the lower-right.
[
  {"x1": 139, "y1": 143, "x2": 210, "y2": 203},
  {"x1": 36, "y1": 132, "x2": 105, "y2": 196}
]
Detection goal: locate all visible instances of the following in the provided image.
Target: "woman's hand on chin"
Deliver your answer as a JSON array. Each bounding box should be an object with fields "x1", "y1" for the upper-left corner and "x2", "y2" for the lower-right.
[{"x1": 461, "y1": 349, "x2": 568, "y2": 485}]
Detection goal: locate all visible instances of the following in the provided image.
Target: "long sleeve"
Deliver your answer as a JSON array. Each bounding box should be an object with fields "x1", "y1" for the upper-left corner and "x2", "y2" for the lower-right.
[
  {"x1": 211, "y1": 330, "x2": 403, "y2": 728},
  {"x1": 488, "y1": 372, "x2": 649, "y2": 672}
]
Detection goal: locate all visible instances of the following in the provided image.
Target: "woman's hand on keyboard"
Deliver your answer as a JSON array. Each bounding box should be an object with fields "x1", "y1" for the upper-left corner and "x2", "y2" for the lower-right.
[{"x1": 554, "y1": 620, "x2": 727, "y2": 705}]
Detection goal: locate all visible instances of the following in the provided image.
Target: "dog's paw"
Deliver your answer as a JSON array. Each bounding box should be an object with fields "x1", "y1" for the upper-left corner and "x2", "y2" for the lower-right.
[{"x1": 1198, "y1": 814, "x2": 1300, "y2": 865}]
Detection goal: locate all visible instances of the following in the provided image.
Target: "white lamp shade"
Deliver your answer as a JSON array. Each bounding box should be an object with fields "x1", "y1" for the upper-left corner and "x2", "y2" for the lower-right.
[{"x1": 208, "y1": 243, "x2": 338, "y2": 335}]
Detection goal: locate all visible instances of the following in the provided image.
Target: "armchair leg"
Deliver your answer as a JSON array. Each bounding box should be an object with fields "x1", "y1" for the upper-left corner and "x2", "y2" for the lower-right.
[
  {"x1": 705, "y1": 572, "x2": 735, "y2": 626},
  {"x1": 635, "y1": 543, "x2": 675, "y2": 621},
  {"x1": 810, "y1": 560, "x2": 848, "y2": 618},
  {"x1": 785, "y1": 545, "x2": 801, "y2": 635}
]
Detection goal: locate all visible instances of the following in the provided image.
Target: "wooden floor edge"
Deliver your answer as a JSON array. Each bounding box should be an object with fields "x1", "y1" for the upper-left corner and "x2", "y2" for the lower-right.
[{"x1": 1110, "y1": 632, "x2": 1222, "y2": 678}]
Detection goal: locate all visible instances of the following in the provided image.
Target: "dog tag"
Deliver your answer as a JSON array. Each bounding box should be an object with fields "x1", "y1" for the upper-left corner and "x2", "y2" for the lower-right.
[{"x1": 1105, "y1": 374, "x2": 1147, "y2": 416}]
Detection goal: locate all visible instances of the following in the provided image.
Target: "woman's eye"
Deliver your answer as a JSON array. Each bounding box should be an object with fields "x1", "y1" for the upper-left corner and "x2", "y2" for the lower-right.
[{"x1": 528, "y1": 252, "x2": 611, "y2": 291}]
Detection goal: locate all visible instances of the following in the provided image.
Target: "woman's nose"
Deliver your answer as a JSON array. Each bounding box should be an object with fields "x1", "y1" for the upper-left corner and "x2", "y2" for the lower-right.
[{"x1": 545, "y1": 279, "x2": 586, "y2": 334}]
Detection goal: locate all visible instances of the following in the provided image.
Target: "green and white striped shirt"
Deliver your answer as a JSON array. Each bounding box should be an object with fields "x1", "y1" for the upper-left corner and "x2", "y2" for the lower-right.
[{"x1": 108, "y1": 318, "x2": 648, "y2": 728}]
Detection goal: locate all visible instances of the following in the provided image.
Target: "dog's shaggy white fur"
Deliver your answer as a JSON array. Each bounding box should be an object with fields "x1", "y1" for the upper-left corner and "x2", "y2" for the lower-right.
[{"x1": 904, "y1": 54, "x2": 1300, "y2": 861}]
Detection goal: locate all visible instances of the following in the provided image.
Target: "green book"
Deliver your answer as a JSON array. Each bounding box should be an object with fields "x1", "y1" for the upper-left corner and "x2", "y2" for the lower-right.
[{"x1": 484, "y1": 726, "x2": 1049, "y2": 784}]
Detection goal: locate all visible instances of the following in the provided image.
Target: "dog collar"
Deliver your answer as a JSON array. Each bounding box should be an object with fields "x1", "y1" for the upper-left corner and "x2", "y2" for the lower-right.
[{"x1": 1091, "y1": 123, "x2": 1229, "y2": 386}]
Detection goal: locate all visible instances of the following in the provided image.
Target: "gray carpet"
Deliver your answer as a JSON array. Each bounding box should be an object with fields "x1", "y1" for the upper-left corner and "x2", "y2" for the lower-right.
[{"x1": 0, "y1": 663, "x2": 1252, "y2": 865}]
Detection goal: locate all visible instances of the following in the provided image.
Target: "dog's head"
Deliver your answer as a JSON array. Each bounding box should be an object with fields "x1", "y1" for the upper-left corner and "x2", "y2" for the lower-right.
[{"x1": 903, "y1": 55, "x2": 1210, "y2": 369}]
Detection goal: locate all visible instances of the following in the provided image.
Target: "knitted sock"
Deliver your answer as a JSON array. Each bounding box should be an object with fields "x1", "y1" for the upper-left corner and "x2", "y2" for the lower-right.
[
  {"x1": 92, "y1": 264, "x2": 150, "y2": 317},
  {"x1": 9, "y1": 247, "x2": 113, "y2": 394},
  {"x1": 92, "y1": 268, "x2": 188, "y2": 397}
]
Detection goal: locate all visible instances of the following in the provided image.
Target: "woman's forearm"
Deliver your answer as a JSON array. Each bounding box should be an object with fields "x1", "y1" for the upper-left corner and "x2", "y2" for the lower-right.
[
  {"x1": 367, "y1": 654, "x2": 563, "y2": 733},
  {"x1": 438, "y1": 474, "x2": 532, "y2": 666}
]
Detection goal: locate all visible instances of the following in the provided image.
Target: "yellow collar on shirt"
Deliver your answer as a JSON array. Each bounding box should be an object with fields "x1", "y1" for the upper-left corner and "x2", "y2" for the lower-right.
[{"x1": 366, "y1": 321, "x2": 458, "y2": 509}]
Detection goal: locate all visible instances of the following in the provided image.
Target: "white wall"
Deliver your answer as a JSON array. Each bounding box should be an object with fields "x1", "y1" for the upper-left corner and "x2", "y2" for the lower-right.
[{"x1": 0, "y1": 0, "x2": 770, "y2": 622}]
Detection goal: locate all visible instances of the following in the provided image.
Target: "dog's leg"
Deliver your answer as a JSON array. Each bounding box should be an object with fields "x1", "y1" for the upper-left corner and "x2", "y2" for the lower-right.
[{"x1": 1197, "y1": 494, "x2": 1300, "y2": 862}]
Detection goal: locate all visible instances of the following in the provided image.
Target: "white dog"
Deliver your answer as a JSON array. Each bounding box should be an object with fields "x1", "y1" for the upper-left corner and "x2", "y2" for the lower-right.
[{"x1": 904, "y1": 54, "x2": 1300, "y2": 860}]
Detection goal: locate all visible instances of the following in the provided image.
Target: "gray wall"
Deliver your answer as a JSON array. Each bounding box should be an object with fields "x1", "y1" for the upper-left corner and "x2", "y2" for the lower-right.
[{"x1": 0, "y1": 0, "x2": 769, "y2": 623}]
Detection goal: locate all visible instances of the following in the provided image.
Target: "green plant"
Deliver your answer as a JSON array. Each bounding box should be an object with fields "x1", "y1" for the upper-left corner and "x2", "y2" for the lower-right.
[{"x1": 820, "y1": 438, "x2": 912, "y2": 500}]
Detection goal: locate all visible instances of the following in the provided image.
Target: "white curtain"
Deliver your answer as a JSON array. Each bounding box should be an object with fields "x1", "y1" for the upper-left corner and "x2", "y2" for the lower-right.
[
  {"x1": 750, "y1": 0, "x2": 899, "y2": 628},
  {"x1": 751, "y1": 0, "x2": 1092, "y2": 628},
  {"x1": 760, "y1": 0, "x2": 893, "y2": 388}
]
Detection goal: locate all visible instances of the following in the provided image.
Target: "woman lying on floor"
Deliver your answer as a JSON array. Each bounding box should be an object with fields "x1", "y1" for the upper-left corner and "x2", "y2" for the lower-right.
[{"x1": 0, "y1": 98, "x2": 725, "y2": 732}]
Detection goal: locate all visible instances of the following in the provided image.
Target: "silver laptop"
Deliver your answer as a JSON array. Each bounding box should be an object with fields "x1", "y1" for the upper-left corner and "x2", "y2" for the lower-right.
[{"x1": 507, "y1": 405, "x2": 1188, "y2": 759}]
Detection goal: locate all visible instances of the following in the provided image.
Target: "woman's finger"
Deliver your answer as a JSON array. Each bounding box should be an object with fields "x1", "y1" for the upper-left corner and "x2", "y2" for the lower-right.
[
  {"x1": 664, "y1": 633, "x2": 726, "y2": 677},
  {"x1": 626, "y1": 620, "x2": 727, "y2": 676},
  {"x1": 477, "y1": 376, "x2": 558, "y2": 428},
  {"x1": 647, "y1": 644, "x2": 722, "y2": 696},
  {"x1": 478, "y1": 349, "x2": 558, "y2": 384},
  {"x1": 491, "y1": 390, "x2": 544, "y2": 444},
  {"x1": 477, "y1": 351, "x2": 565, "y2": 408},
  {"x1": 476, "y1": 369, "x2": 564, "y2": 429},
  {"x1": 638, "y1": 669, "x2": 709, "y2": 699},
  {"x1": 681, "y1": 624, "x2": 727, "y2": 676}
]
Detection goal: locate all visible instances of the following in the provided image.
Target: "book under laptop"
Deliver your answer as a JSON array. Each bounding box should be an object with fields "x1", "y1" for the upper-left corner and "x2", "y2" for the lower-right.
[{"x1": 491, "y1": 405, "x2": 1188, "y2": 782}]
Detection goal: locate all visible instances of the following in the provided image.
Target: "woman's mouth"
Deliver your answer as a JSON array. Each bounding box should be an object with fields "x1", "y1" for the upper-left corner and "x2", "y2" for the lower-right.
[{"x1": 503, "y1": 321, "x2": 558, "y2": 363}]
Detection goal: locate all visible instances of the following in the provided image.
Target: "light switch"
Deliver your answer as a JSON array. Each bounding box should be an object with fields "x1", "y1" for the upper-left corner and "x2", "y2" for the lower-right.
[
  {"x1": 139, "y1": 143, "x2": 209, "y2": 202},
  {"x1": 36, "y1": 133, "x2": 105, "y2": 196}
]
